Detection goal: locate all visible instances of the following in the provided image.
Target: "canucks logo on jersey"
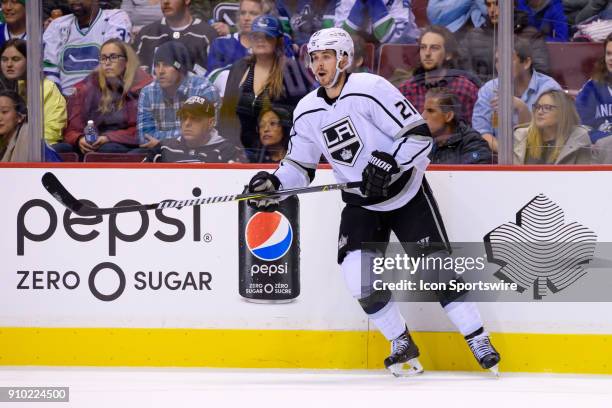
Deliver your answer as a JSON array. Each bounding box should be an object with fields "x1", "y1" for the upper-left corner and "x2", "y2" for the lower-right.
[
  {"x1": 61, "y1": 44, "x2": 101, "y2": 74},
  {"x1": 321, "y1": 116, "x2": 363, "y2": 166}
]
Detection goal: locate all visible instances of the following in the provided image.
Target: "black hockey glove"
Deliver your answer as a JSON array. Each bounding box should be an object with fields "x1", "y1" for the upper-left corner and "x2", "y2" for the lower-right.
[
  {"x1": 247, "y1": 171, "x2": 282, "y2": 212},
  {"x1": 360, "y1": 151, "x2": 400, "y2": 198}
]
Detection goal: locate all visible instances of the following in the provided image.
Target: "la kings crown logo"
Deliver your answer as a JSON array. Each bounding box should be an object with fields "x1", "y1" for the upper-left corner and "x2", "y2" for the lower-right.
[{"x1": 322, "y1": 116, "x2": 363, "y2": 166}]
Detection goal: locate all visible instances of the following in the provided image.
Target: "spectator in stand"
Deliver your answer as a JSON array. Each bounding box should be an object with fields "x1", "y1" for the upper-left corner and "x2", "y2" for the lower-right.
[
  {"x1": 132, "y1": 0, "x2": 217, "y2": 75},
  {"x1": 564, "y1": 0, "x2": 612, "y2": 26},
  {"x1": 427, "y1": 0, "x2": 487, "y2": 39},
  {"x1": 277, "y1": 0, "x2": 335, "y2": 46},
  {"x1": 137, "y1": 40, "x2": 220, "y2": 150},
  {"x1": 250, "y1": 106, "x2": 291, "y2": 163},
  {"x1": 43, "y1": 8, "x2": 66, "y2": 31},
  {"x1": 207, "y1": 0, "x2": 295, "y2": 73},
  {"x1": 0, "y1": 90, "x2": 61, "y2": 162},
  {"x1": 0, "y1": 39, "x2": 67, "y2": 147},
  {"x1": 472, "y1": 36, "x2": 561, "y2": 152},
  {"x1": 513, "y1": 89, "x2": 591, "y2": 164},
  {"x1": 219, "y1": 14, "x2": 310, "y2": 151},
  {"x1": 0, "y1": 0, "x2": 26, "y2": 48},
  {"x1": 459, "y1": 0, "x2": 551, "y2": 83},
  {"x1": 516, "y1": 0, "x2": 569, "y2": 42},
  {"x1": 120, "y1": 0, "x2": 163, "y2": 33},
  {"x1": 349, "y1": 34, "x2": 370, "y2": 73},
  {"x1": 576, "y1": 33, "x2": 612, "y2": 143},
  {"x1": 148, "y1": 95, "x2": 244, "y2": 163},
  {"x1": 43, "y1": 0, "x2": 132, "y2": 97},
  {"x1": 0, "y1": 89, "x2": 27, "y2": 161},
  {"x1": 62, "y1": 39, "x2": 153, "y2": 155},
  {"x1": 338, "y1": 0, "x2": 420, "y2": 44},
  {"x1": 399, "y1": 26, "x2": 480, "y2": 126},
  {"x1": 423, "y1": 88, "x2": 492, "y2": 164}
]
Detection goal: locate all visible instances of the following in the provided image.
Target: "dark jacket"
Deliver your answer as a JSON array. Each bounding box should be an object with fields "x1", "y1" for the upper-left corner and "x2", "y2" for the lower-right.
[
  {"x1": 64, "y1": 69, "x2": 153, "y2": 146},
  {"x1": 132, "y1": 17, "x2": 217, "y2": 74},
  {"x1": 429, "y1": 122, "x2": 492, "y2": 164},
  {"x1": 148, "y1": 131, "x2": 246, "y2": 163},
  {"x1": 516, "y1": 0, "x2": 569, "y2": 41},
  {"x1": 218, "y1": 57, "x2": 312, "y2": 149}
]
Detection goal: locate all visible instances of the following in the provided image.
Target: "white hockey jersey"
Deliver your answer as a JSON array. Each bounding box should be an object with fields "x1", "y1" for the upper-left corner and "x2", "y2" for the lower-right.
[
  {"x1": 275, "y1": 72, "x2": 432, "y2": 212},
  {"x1": 336, "y1": 0, "x2": 420, "y2": 44},
  {"x1": 43, "y1": 9, "x2": 132, "y2": 96}
]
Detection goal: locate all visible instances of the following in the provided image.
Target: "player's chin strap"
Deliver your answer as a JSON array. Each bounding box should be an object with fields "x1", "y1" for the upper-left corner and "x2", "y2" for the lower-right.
[{"x1": 323, "y1": 54, "x2": 348, "y2": 89}]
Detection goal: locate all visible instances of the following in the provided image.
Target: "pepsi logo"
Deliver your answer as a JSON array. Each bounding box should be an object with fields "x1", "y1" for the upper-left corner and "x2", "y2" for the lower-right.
[{"x1": 245, "y1": 211, "x2": 293, "y2": 261}]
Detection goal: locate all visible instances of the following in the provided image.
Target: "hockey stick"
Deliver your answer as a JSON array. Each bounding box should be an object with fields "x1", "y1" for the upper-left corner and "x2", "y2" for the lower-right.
[{"x1": 41, "y1": 172, "x2": 361, "y2": 217}]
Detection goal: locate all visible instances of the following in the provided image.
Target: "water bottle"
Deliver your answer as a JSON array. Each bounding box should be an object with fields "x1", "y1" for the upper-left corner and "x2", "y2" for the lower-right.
[{"x1": 84, "y1": 120, "x2": 98, "y2": 144}]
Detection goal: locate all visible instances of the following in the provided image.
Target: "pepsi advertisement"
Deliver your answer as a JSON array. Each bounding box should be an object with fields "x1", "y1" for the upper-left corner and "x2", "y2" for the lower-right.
[{"x1": 238, "y1": 196, "x2": 300, "y2": 303}]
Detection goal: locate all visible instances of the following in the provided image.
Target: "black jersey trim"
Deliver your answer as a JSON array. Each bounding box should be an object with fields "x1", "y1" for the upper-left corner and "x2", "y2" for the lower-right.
[
  {"x1": 275, "y1": 158, "x2": 316, "y2": 183},
  {"x1": 392, "y1": 138, "x2": 407, "y2": 158},
  {"x1": 293, "y1": 108, "x2": 327, "y2": 125},
  {"x1": 399, "y1": 142, "x2": 432, "y2": 166},
  {"x1": 339, "y1": 93, "x2": 403, "y2": 128},
  {"x1": 404, "y1": 123, "x2": 432, "y2": 137}
]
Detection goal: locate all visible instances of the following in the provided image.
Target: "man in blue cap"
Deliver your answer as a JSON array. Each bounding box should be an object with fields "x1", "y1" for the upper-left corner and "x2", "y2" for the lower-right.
[
  {"x1": 137, "y1": 40, "x2": 220, "y2": 152},
  {"x1": 148, "y1": 95, "x2": 245, "y2": 163}
]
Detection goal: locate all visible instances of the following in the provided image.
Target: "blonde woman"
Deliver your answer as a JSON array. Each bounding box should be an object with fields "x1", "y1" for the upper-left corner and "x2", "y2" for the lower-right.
[
  {"x1": 63, "y1": 38, "x2": 153, "y2": 154},
  {"x1": 513, "y1": 89, "x2": 591, "y2": 164},
  {"x1": 219, "y1": 14, "x2": 310, "y2": 150}
]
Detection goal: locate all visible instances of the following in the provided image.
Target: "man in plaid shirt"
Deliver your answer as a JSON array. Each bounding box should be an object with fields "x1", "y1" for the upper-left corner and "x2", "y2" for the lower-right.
[
  {"x1": 399, "y1": 25, "x2": 480, "y2": 125},
  {"x1": 137, "y1": 41, "x2": 220, "y2": 150}
]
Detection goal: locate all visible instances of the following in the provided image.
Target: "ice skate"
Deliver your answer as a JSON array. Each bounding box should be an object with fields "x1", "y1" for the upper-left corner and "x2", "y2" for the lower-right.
[
  {"x1": 466, "y1": 329, "x2": 500, "y2": 376},
  {"x1": 384, "y1": 327, "x2": 423, "y2": 377}
]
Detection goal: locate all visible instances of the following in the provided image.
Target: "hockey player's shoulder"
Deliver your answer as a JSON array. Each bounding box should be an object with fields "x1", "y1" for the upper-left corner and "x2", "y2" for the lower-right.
[
  {"x1": 293, "y1": 88, "x2": 325, "y2": 120},
  {"x1": 346, "y1": 72, "x2": 391, "y2": 93}
]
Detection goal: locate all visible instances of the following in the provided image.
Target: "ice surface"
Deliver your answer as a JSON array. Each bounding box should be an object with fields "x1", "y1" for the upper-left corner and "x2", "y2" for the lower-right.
[{"x1": 1, "y1": 367, "x2": 611, "y2": 408}]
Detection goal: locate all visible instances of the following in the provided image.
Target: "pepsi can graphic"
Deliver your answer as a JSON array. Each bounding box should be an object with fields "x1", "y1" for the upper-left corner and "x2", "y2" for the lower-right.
[{"x1": 239, "y1": 195, "x2": 300, "y2": 303}]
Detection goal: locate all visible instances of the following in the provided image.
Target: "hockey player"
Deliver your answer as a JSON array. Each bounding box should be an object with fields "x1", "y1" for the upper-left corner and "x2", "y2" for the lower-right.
[
  {"x1": 43, "y1": 0, "x2": 132, "y2": 96},
  {"x1": 246, "y1": 28, "x2": 500, "y2": 376}
]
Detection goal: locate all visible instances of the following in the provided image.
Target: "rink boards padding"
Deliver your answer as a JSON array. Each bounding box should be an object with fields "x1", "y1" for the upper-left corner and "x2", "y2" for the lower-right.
[
  {"x1": 2, "y1": 164, "x2": 612, "y2": 374},
  {"x1": 2, "y1": 328, "x2": 612, "y2": 374}
]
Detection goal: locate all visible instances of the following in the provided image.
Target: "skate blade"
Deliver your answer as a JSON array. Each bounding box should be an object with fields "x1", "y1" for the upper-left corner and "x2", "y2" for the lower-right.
[
  {"x1": 388, "y1": 357, "x2": 424, "y2": 377},
  {"x1": 489, "y1": 364, "x2": 500, "y2": 377}
]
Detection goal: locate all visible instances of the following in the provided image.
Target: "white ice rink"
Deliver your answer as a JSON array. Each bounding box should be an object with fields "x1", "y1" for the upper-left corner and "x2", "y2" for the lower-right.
[{"x1": 1, "y1": 367, "x2": 611, "y2": 408}]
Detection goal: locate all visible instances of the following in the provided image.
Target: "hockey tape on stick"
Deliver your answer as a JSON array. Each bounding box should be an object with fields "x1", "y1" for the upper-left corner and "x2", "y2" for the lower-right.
[{"x1": 41, "y1": 172, "x2": 361, "y2": 216}]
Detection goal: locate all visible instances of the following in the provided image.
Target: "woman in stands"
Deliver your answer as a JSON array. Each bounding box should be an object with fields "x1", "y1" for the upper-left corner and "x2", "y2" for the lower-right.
[
  {"x1": 1, "y1": 39, "x2": 66, "y2": 149},
  {"x1": 218, "y1": 14, "x2": 310, "y2": 151},
  {"x1": 250, "y1": 107, "x2": 291, "y2": 163},
  {"x1": 63, "y1": 39, "x2": 153, "y2": 155},
  {"x1": 575, "y1": 33, "x2": 612, "y2": 143},
  {"x1": 0, "y1": 89, "x2": 28, "y2": 161},
  {"x1": 0, "y1": 89, "x2": 62, "y2": 162},
  {"x1": 207, "y1": 0, "x2": 294, "y2": 73},
  {"x1": 422, "y1": 88, "x2": 492, "y2": 164},
  {"x1": 513, "y1": 89, "x2": 591, "y2": 164}
]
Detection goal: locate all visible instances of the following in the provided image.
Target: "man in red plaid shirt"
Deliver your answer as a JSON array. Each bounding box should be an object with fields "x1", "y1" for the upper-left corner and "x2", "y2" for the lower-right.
[{"x1": 399, "y1": 25, "x2": 480, "y2": 126}]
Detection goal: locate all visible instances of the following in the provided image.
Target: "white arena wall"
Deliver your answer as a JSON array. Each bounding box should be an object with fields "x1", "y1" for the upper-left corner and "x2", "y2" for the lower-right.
[{"x1": 1, "y1": 164, "x2": 611, "y2": 373}]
